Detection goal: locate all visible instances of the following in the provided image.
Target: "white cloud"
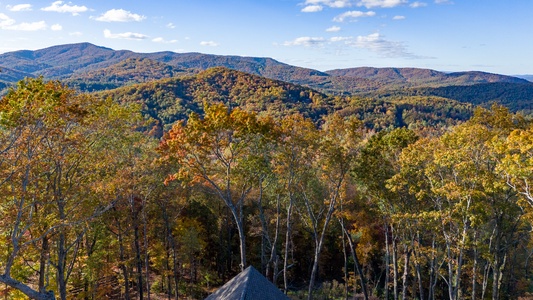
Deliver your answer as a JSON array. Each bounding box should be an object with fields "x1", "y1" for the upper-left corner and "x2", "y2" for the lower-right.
[
  {"x1": 0, "y1": 13, "x2": 46, "y2": 31},
  {"x1": 41, "y1": 1, "x2": 88, "y2": 16},
  {"x1": 326, "y1": 26, "x2": 341, "y2": 32},
  {"x1": 305, "y1": 0, "x2": 408, "y2": 8},
  {"x1": 9, "y1": 21, "x2": 47, "y2": 31},
  {"x1": 7, "y1": 4, "x2": 32, "y2": 11},
  {"x1": 410, "y1": 1, "x2": 427, "y2": 7},
  {"x1": 51, "y1": 24, "x2": 62, "y2": 30},
  {"x1": 356, "y1": 0, "x2": 406, "y2": 8},
  {"x1": 283, "y1": 36, "x2": 325, "y2": 47},
  {"x1": 200, "y1": 41, "x2": 219, "y2": 47},
  {"x1": 393, "y1": 15, "x2": 405, "y2": 20},
  {"x1": 152, "y1": 37, "x2": 177, "y2": 44},
  {"x1": 103, "y1": 29, "x2": 148, "y2": 40},
  {"x1": 327, "y1": 32, "x2": 424, "y2": 58},
  {"x1": 330, "y1": 36, "x2": 351, "y2": 42},
  {"x1": 0, "y1": 13, "x2": 16, "y2": 27},
  {"x1": 347, "y1": 32, "x2": 422, "y2": 58},
  {"x1": 94, "y1": 9, "x2": 145, "y2": 22},
  {"x1": 302, "y1": 5, "x2": 323, "y2": 12},
  {"x1": 333, "y1": 10, "x2": 375, "y2": 22},
  {"x1": 435, "y1": 0, "x2": 453, "y2": 3},
  {"x1": 69, "y1": 31, "x2": 82, "y2": 36},
  {"x1": 166, "y1": 22, "x2": 176, "y2": 29},
  {"x1": 303, "y1": 0, "x2": 351, "y2": 8}
]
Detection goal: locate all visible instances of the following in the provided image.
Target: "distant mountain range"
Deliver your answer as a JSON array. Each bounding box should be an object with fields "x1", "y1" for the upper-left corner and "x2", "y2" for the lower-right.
[
  {"x1": 516, "y1": 75, "x2": 533, "y2": 82},
  {"x1": 1, "y1": 42, "x2": 533, "y2": 115},
  {"x1": 1, "y1": 43, "x2": 530, "y2": 93}
]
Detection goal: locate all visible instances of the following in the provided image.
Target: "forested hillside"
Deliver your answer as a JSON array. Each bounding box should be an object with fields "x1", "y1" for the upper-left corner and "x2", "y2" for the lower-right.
[
  {"x1": 64, "y1": 58, "x2": 195, "y2": 92},
  {"x1": 406, "y1": 82, "x2": 533, "y2": 113},
  {"x1": 2, "y1": 43, "x2": 533, "y2": 108},
  {"x1": 97, "y1": 67, "x2": 329, "y2": 134},
  {"x1": 326, "y1": 67, "x2": 528, "y2": 88},
  {"x1": 1, "y1": 74, "x2": 533, "y2": 300},
  {"x1": 95, "y1": 67, "x2": 474, "y2": 136},
  {"x1": 0, "y1": 43, "x2": 328, "y2": 89}
]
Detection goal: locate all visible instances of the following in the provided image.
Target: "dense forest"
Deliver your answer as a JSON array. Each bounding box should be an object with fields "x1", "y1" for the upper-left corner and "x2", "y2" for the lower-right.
[
  {"x1": 96, "y1": 67, "x2": 474, "y2": 135},
  {"x1": 1, "y1": 74, "x2": 533, "y2": 299}
]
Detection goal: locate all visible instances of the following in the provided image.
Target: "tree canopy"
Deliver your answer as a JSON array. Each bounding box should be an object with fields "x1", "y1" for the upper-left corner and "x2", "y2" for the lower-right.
[{"x1": 1, "y1": 77, "x2": 533, "y2": 300}]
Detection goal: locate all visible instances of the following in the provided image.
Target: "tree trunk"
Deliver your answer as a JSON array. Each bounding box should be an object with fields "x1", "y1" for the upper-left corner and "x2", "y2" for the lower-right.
[
  {"x1": 0, "y1": 275, "x2": 55, "y2": 300},
  {"x1": 341, "y1": 232, "x2": 348, "y2": 299},
  {"x1": 307, "y1": 240, "x2": 320, "y2": 300},
  {"x1": 172, "y1": 242, "x2": 180, "y2": 300},
  {"x1": 163, "y1": 213, "x2": 173, "y2": 300},
  {"x1": 223, "y1": 194, "x2": 247, "y2": 272},
  {"x1": 273, "y1": 255, "x2": 280, "y2": 286},
  {"x1": 481, "y1": 261, "x2": 490, "y2": 300},
  {"x1": 452, "y1": 222, "x2": 468, "y2": 300},
  {"x1": 492, "y1": 257, "x2": 500, "y2": 300},
  {"x1": 39, "y1": 236, "x2": 49, "y2": 293},
  {"x1": 492, "y1": 253, "x2": 507, "y2": 300},
  {"x1": 266, "y1": 195, "x2": 281, "y2": 284},
  {"x1": 392, "y1": 224, "x2": 399, "y2": 300},
  {"x1": 57, "y1": 210, "x2": 68, "y2": 300},
  {"x1": 428, "y1": 236, "x2": 437, "y2": 300},
  {"x1": 413, "y1": 245, "x2": 424, "y2": 300},
  {"x1": 256, "y1": 179, "x2": 275, "y2": 278},
  {"x1": 134, "y1": 221, "x2": 144, "y2": 300},
  {"x1": 401, "y1": 246, "x2": 410, "y2": 300},
  {"x1": 283, "y1": 197, "x2": 293, "y2": 293},
  {"x1": 341, "y1": 220, "x2": 369, "y2": 300},
  {"x1": 116, "y1": 220, "x2": 131, "y2": 300},
  {"x1": 307, "y1": 198, "x2": 338, "y2": 300},
  {"x1": 415, "y1": 260, "x2": 424, "y2": 300},
  {"x1": 384, "y1": 222, "x2": 390, "y2": 300},
  {"x1": 143, "y1": 199, "x2": 150, "y2": 300},
  {"x1": 472, "y1": 243, "x2": 478, "y2": 300},
  {"x1": 235, "y1": 218, "x2": 246, "y2": 271}
]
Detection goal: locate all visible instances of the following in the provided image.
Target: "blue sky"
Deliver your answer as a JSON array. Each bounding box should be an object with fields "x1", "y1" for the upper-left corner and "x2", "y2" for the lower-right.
[{"x1": 1, "y1": 0, "x2": 532, "y2": 75}]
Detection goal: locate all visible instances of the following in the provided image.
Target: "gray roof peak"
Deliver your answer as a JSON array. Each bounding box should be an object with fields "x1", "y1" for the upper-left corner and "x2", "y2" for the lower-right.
[{"x1": 205, "y1": 266, "x2": 289, "y2": 300}]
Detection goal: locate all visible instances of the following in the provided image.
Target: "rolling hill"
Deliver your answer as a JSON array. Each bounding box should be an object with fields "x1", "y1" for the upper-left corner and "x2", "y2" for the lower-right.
[
  {"x1": 405, "y1": 82, "x2": 533, "y2": 113},
  {"x1": 1, "y1": 42, "x2": 533, "y2": 121},
  {"x1": 97, "y1": 67, "x2": 329, "y2": 133},
  {"x1": 64, "y1": 57, "x2": 196, "y2": 92},
  {"x1": 94, "y1": 67, "x2": 475, "y2": 137},
  {"x1": 326, "y1": 67, "x2": 528, "y2": 88},
  {"x1": 0, "y1": 43, "x2": 330, "y2": 89},
  {"x1": 1, "y1": 43, "x2": 530, "y2": 96}
]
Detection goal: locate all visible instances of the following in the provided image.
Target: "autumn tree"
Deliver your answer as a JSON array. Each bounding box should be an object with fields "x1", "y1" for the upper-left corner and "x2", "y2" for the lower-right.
[
  {"x1": 389, "y1": 105, "x2": 530, "y2": 300},
  {"x1": 270, "y1": 113, "x2": 320, "y2": 292},
  {"x1": 299, "y1": 113, "x2": 366, "y2": 299},
  {"x1": 158, "y1": 103, "x2": 275, "y2": 272},
  {"x1": 0, "y1": 78, "x2": 144, "y2": 300},
  {"x1": 353, "y1": 128, "x2": 419, "y2": 300}
]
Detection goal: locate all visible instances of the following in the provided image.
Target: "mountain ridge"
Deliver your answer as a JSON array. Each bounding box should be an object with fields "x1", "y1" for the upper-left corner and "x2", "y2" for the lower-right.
[
  {"x1": 1, "y1": 43, "x2": 529, "y2": 94},
  {"x1": 326, "y1": 67, "x2": 527, "y2": 87},
  {"x1": 516, "y1": 75, "x2": 533, "y2": 82},
  {"x1": 97, "y1": 66, "x2": 474, "y2": 136}
]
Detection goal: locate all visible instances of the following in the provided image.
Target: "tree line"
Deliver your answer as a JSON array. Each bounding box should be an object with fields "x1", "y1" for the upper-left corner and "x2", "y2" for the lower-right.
[{"x1": 0, "y1": 78, "x2": 532, "y2": 299}]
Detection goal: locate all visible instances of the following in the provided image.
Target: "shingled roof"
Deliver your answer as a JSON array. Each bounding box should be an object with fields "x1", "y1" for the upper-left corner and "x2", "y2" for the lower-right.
[{"x1": 205, "y1": 266, "x2": 289, "y2": 300}]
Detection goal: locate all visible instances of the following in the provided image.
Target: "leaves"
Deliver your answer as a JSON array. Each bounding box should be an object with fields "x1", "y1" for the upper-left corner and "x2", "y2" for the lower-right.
[{"x1": 0, "y1": 77, "x2": 147, "y2": 299}]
